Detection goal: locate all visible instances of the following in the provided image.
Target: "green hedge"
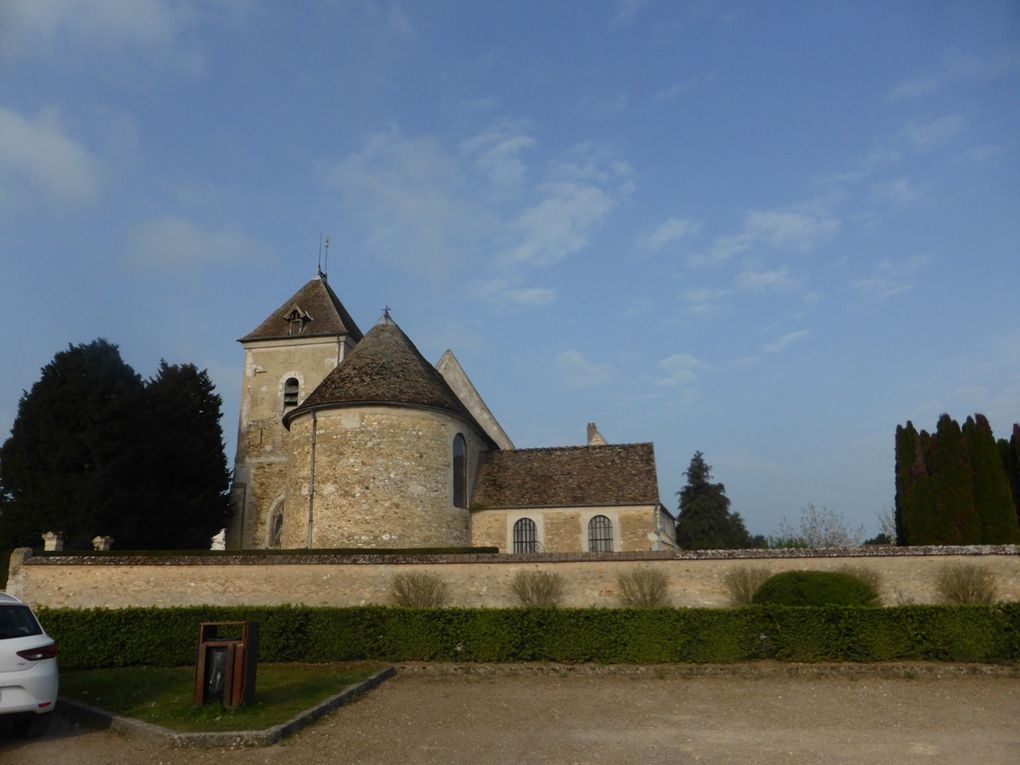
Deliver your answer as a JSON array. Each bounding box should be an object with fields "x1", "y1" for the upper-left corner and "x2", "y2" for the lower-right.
[{"x1": 38, "y1": 604, "x2": 1020, "y2": 670}]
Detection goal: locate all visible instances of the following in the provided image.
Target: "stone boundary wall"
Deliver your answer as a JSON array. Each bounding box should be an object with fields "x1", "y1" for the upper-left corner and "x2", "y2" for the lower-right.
[{"x1": 7, "y1": 546, "x2": 1019, "y2": 610}]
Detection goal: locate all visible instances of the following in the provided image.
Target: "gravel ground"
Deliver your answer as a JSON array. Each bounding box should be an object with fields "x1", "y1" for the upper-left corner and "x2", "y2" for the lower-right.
[{"x1": 2, "y1": 664, "x2": 1018, "y2": 764}]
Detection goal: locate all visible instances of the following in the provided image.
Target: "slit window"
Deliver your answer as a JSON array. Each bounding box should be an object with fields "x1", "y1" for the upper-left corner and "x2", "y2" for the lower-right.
[
  {"x1": 452, "y1": 434, "x2": 467, "y2": 508},
  {"x1": 283, "y1": 378, "x2": 299, "y2": 409},
  {"x1": 269, "y1": 506, "x2": 284, "y2": 548},
  {"x1": 513, "y1": 518, "x2": 538, "y2": 554},
  {"x1": 588, "y1": 515, "x2": 613, "y2": 552}
]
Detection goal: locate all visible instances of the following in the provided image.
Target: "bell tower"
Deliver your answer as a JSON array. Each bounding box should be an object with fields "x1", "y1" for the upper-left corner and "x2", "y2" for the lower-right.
[{"x1": 225, "y1": 274, "x2": 362, "y2": 548}]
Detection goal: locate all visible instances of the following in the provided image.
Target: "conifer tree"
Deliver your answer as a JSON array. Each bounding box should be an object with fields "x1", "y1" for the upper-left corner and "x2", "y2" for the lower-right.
[
  {"x1": 675, "y1": 452, "x2": 753, "y2": 549},
  {"x1": 998, "y1": 424, "x2": 1020, "y2": 528},
  {"x1": 929, "y1": 414, "x2": 980, "y2": 544},
  {"x1": 964, "y1": 415, "x2": 1020, "y2": 543},
  {"x1": 905, "y1": 430, "x2": 939, "y2": 545},
  {"x1": 894, "y1": 422, "x2": 919, "y2": 545}
]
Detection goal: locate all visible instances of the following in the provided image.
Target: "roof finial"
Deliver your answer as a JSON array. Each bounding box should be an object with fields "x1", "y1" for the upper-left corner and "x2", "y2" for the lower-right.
[
  {"x1": 381, "y1": 305, "x2": 392, "y2": 323},
  {"x1": 317, "y1": 233, "x2": 331, "y2": 281}
]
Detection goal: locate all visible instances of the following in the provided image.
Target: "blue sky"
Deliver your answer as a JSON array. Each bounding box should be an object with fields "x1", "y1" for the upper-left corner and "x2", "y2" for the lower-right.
[{"x1": 2, "y1": 1, "x2": 1018, "y2": 539}]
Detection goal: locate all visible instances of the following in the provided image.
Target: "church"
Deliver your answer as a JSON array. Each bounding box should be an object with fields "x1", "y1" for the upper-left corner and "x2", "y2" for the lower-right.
[{"x1": 225, "y1": 274, "x2": 675, "y2": 554}]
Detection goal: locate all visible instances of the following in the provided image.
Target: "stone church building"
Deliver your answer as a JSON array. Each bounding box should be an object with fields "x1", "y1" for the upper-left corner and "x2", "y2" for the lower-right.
[{"x1": 225, "y1": 274, "x2": 675, "y2": 553}]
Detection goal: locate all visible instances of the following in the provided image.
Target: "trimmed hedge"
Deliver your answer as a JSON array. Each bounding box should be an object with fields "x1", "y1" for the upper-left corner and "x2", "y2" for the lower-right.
[
  {"x1": 753, "y1": 570, "x2": 880, "y2": 607},
  {"x1": 38, "y1": 603, "x2": 1020, "y2": 670}
]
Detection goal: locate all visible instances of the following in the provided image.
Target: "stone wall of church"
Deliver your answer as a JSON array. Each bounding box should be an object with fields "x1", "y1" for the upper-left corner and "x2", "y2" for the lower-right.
[
  {"x1": 470, "y1": 505, "x2": 674, "y2": 552},
  {"x1": 9, "y1": 547, "x2": 1018, "y2": 610},
  {"x1": 281, "y1": 406, "x2": 488, "y2": 549}
]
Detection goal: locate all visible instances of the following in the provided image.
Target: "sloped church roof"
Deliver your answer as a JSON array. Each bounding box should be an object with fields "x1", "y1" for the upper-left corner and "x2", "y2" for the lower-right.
[
  {"x1": 240, "y1": 275, "x2": 363, "y2": 342},
  {"x1": 283, "y1": 315, "x2": 494, "y2": 445}
]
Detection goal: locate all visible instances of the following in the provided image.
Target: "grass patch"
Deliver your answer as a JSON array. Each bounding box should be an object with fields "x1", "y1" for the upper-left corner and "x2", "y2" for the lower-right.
[{"x1": 59, "y1": 662, "x2": 383, "y2": 732}]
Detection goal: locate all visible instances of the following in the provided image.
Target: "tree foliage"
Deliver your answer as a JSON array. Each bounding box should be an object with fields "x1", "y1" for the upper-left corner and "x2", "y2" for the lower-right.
[
  {"x1": 895, "y1": 414, "x2": 1020, "y2": 545},
  {"x1": 0, "y1": 340, "x2": 229, "y2": 550},
  {"x1": 776, "y1": 504, "x2": 864, "y2": 547},
  {"x1": 675, "y1": 452, "x2": 753, "y2": 549}
]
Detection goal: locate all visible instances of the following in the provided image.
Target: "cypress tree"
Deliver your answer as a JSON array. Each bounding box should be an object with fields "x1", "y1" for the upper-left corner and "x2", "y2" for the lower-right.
[
  {"x1": 964, "y1": 415, "x2": 1020, "y2": 543},
  {"x1": 894, "y1": 422, "x2": 918, "y2": 545},
  {"x1": 929, "y1": 414, "x2": 980, "y2": 544},
  {"x1": 906, "y1": 429, "x2": 938, "y2": 545},
  {"x1": 999, "y1": 424, "x2": 1020, "y2": 528}
]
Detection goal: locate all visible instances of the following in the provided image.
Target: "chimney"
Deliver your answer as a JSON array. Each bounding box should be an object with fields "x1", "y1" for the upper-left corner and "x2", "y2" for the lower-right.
[{"x1": 586, "y1": 422, "x2": 607, "y2": 446}]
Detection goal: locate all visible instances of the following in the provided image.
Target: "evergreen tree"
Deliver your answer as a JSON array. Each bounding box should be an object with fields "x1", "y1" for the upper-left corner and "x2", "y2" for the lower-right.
[
  {"x1": 894, "y1": 422, "x2": 919, "y2": 545},
  {"x1": 998, "y1": 424, "x2": 1020, "y2": 528},
  {"x1": 928, "y1": 414, "x2": 980, "y2": 544},
  {"x1": 675, "y1": 451, "x2": 752, "y2": 549},
  {"x1": 963, "y1": 415, "x2": 1020, "y2": 543},
  {"x1": 906, "y1": 429, "x2": 939, "y2": 545},
  {"x1": 0, "y1": 340, "x2": 146, "y2": 548},
  {"x1": 132, "y1": 362, "x2": 231, "y2": 548}
]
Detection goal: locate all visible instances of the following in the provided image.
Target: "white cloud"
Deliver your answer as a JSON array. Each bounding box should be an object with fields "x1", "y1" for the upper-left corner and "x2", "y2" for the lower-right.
[
  {"x1": 652, "y1": 73, "x2": 716, "y2": 104},
  {"x1": 610, "y1": 0, "x2": 647, "y2": 28},
  {"x1": 761, "y1": 330, "x2": 809, "y2": 354},
  {"x1": 460, "y1": 119, "x2": 535, "y2": 199},
  {"x1": 466, "y1": 278, "x2": 556, "y2": 312},
  {"x1": 557, "y1": 350, "x2": 615, "y2": 388},
  {"x1": 851, "y1": 253, "x2": 930, "y2": 302},
  {"x1": 736, "y1": 265, "x2": 800, "y2": 293},
  {"x1": 637, "y1": 216, "x2": 701, "y2": 252},
  {"x1": 888, "y1": 49, "x2": 1020, "y2": 100},
  {"x1": 961, "y1": 144, "x2": 1004, "y2": 163},
  {"x1": 656, "y1": 352, "x2": 712, "y2": 386},
  {"x1": 681, "y1": 287, "x2": 730, "y2": 317},
  {"x1": 744, "y1": 209, "x2": 840, "y2": 253},
  {"x1": 902, "y1": 115, "x2": 966, "y2": 153},
  {"x1": 0, "y1": 107, "x2": 103, "y2": 206},
  {"x1": 130, "y1": 216, "x2": 258, "y2": 268},
  {"x1": 870, "y1": 177, "x2": 927, "y2": 205}
]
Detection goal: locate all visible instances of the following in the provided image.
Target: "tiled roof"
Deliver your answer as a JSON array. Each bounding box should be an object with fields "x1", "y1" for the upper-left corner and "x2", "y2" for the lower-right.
[
  {"x1": 240, "y1": 276, "x2": 363, "y2": 342},
  {"x1": 471, "y1": 443, "x2": 660, "y2": 508},
  {"x1": 284, "y1": 317, "x2": 491, "y2": 441}
]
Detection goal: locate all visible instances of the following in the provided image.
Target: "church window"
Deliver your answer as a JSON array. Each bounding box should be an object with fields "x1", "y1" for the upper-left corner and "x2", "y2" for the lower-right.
[
  {"x1": 588, "y1": 515, "x2": 613, "y2": 552},
  {"x1": 269, "y1": 506, "x2": 284, "y2": 548},
  {"x1": 283, "y1": 378, "x2": 299, "y2": 409},
  {"x1": 452, "y1": 434, "x2": 467, "y2": 509},
  {"x1": 513, "y1": 518, "x2": 538, "y2": 554}
]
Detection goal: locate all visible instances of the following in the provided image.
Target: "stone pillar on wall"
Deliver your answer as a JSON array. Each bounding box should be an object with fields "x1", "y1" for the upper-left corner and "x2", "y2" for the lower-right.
[
  {"x1": 92, "y1": 536, "x2": 114, "y2": 551},
  {"x1": 41, "y1": 532, "x2": 63, "y2": 552}
]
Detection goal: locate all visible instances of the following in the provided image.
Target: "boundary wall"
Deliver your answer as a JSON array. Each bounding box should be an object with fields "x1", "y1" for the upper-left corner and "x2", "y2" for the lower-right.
[{"x1": 7, "y1": 546, "x2": 1019, "y2": 610}]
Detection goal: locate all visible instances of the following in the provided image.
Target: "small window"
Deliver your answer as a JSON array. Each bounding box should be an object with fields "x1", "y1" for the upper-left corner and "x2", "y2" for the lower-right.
[
  {"x1": 283, "y1": 378, "x2": 299, "y2": 408},
  {"x1": 513, "y1": 518, "x2": 538, "y2": 554},
  {"x1": 588, "y1": 515, "x2": 613, "y2": 553},
  {"x1": 0, "y1": 606, "x2": 43, "y2": 640},
  {"x1": 268, "y1": 507, "x2": 284, "y2": 548},
  {"x1": 452, "y1": 434, "x2": 467, "y2": 509},
  {"x1": 284, "y1": 307, "x2": 309, "y2": 336}
]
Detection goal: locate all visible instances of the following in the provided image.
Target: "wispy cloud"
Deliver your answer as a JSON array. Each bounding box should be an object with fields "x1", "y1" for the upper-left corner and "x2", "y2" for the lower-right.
[
  {"x1": 637, "y1": 216, "x2": 701, "y2": 252},
  {"x1": 610, "y1": 0, "x2": 647, "y2": 28},
  {"x1": 902, "y1": 115, "x2": 966, "y2": 153},
  {"x1": 656, "y1": 352, "x2": 712, "y2": 386},
  {"x1": 460, "y1": 118, "x2": 535, "y2": 199},
  {"x1": 0, "y1": 106, "x2": 103, "y2": 206},
  {"x1": 652, "y1": 72, "x2": 716, "y2": 104},
  {"x1": 852, "y1": 253, "x2": 930, "y2": 302},
  {"x1": 692, "y1": 207, "x2": 839, "y2": 265},
  {"x1": 130, "y1": 216, "x2": 260, "y2": 269},
  {"x1": 681, "y1": 287, "x2": 731, "y2": 317},
  {"x1": 557, "y1": 349, "x2": 616, "y2": 388},
  {"x1": 870, "y1": 176, "x2": 927, "y2": 205},
  {"x1": 888, "y1": 48, "x2": 1020, "y2": 100},
  {"x1": 761, "y1": 330, "x2": 809, "y2": 354},
  {"x1": 736, "y1": 264, "x2": 801, "y2": 293},
  {"x1": 467, "y1": 278, "x2": 557, "y2": 311}
]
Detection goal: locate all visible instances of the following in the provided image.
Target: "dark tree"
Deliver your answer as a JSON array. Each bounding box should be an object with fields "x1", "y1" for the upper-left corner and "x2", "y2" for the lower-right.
[
  {"x1": 0, "y1": 340, "x2": 146, "y2": 549},
  {"x1": 894, "y1": 422, "x2": 919, "y2": 545},
  {"x1": 132, "y1": 362, "x2": 231, "y2": 548},
  {"x1": 928, "y1": 414, "x2": 980, "y2": 544},
  {"x1": 963, "y1": 415, "x2": 1020, "y2": 543},
  {"x1": 675, "y1": 451, "x2": 753, "y2": 549},
  {"x1": 0, "y1": 342, "x2": 230, "y2": 551},
  {"x1": 998, "y1": 424, "x2": 1020, "y2": 528},
  {"x1": 906, "y1": 429, "x2": 939, "y2": 545}
]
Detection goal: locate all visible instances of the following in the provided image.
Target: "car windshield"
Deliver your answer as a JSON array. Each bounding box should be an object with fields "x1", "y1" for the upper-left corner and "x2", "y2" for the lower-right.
[{"x1": 0, "y1": 605, "x2": 43, "y2": 639}]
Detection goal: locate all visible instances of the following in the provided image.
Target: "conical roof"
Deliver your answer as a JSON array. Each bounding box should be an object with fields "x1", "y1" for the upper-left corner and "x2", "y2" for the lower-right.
[
  {"x1": 240, "y1": 275, "x2": 363, "y2": 342},
  {"x1": 284, "y1": 316, "x2": 491, "y2": 441}
]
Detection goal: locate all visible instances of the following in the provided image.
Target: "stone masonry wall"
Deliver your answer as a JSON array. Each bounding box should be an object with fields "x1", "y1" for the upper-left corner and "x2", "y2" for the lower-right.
[
  {"x1": 10, "y1": 547, "x2": 1017, "y2": 610},
  {"x1": 470, "y1": 505, "x2": 668, "y2": 553},
  {"x1": 282, "y1": 406, "x2": 487, "y2": 549}
]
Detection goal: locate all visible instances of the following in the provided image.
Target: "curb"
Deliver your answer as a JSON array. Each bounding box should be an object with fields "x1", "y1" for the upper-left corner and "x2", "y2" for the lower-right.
[{"x1": 57, "y1": 666, "x2": 396, "y2": 748}]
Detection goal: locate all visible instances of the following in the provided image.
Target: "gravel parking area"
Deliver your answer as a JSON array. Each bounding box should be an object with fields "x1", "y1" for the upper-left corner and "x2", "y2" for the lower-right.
[{"x1": 2, "y1": 664, "x2": 1018, "y2": 764}]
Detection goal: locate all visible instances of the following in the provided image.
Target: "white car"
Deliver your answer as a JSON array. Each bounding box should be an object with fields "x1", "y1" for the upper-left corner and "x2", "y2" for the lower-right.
[{"x1": 0, "y1": 592, "x2": 58, "y2": 738}]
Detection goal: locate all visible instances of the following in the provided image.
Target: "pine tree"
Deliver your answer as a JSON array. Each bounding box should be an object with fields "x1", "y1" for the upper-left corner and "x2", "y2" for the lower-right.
[
  {"x1": 999, "y1": 424, "x2": 1020, "y2": 529},
  {"x1": 0, "y1": 340, "x2": 146, "y2": 548},
  {"x1": 675, "y1": 452, "x2": 752, "y2": 549},
  {"x1": 894, "y1": 422, "x2": 919, "y2": 545},
  {"x1": 906, "y1": 429, "x2": 939, "y2": 545},
  {"x1": 963, "y1": 414, "x2": 1020, "y2": 543},
  {"x1": 929, "y1": 414, "x2": 980, "y2": 544}
]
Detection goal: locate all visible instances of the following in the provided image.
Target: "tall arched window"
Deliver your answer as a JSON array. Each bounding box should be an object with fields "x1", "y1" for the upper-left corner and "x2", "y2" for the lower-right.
[
  {"x1": 588, "y1": 515, "x2": 613, "y2": 552},
  {"x1": 452, "y1": 434, "x2": 467, "y2": 509},
  {"x1": 513, "y1": 518, "x2": 538, "y2": 554},
  {"x1": 268, "y1": 505, "x2": 284, "y2": 548},
  {"x1": 283, "y1": 377, "x2": 299, "y2": 409}
]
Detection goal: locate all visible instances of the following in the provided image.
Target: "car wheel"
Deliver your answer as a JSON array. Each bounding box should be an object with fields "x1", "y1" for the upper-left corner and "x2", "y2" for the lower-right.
[{"x1": 13, "y1": 713, "x2": 52, "y2": 739}]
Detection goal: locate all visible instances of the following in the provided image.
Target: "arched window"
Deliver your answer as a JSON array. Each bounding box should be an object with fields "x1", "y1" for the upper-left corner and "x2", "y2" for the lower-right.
[
  {"x1": 268, "y1": 506, "x2": 284, "y2": 548},
  {"x1": 283, "y1": 377, "x2": 299, "y2": 409},
  {"x1": 513, "y1": 518, "x2": 538, "y2": 554},
  {"x1": 588, "y1": 515, "x2": 613, "y2": 552},
  {"x1": 452, "y1": 434, "x2": 467, "y2": 509}
]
